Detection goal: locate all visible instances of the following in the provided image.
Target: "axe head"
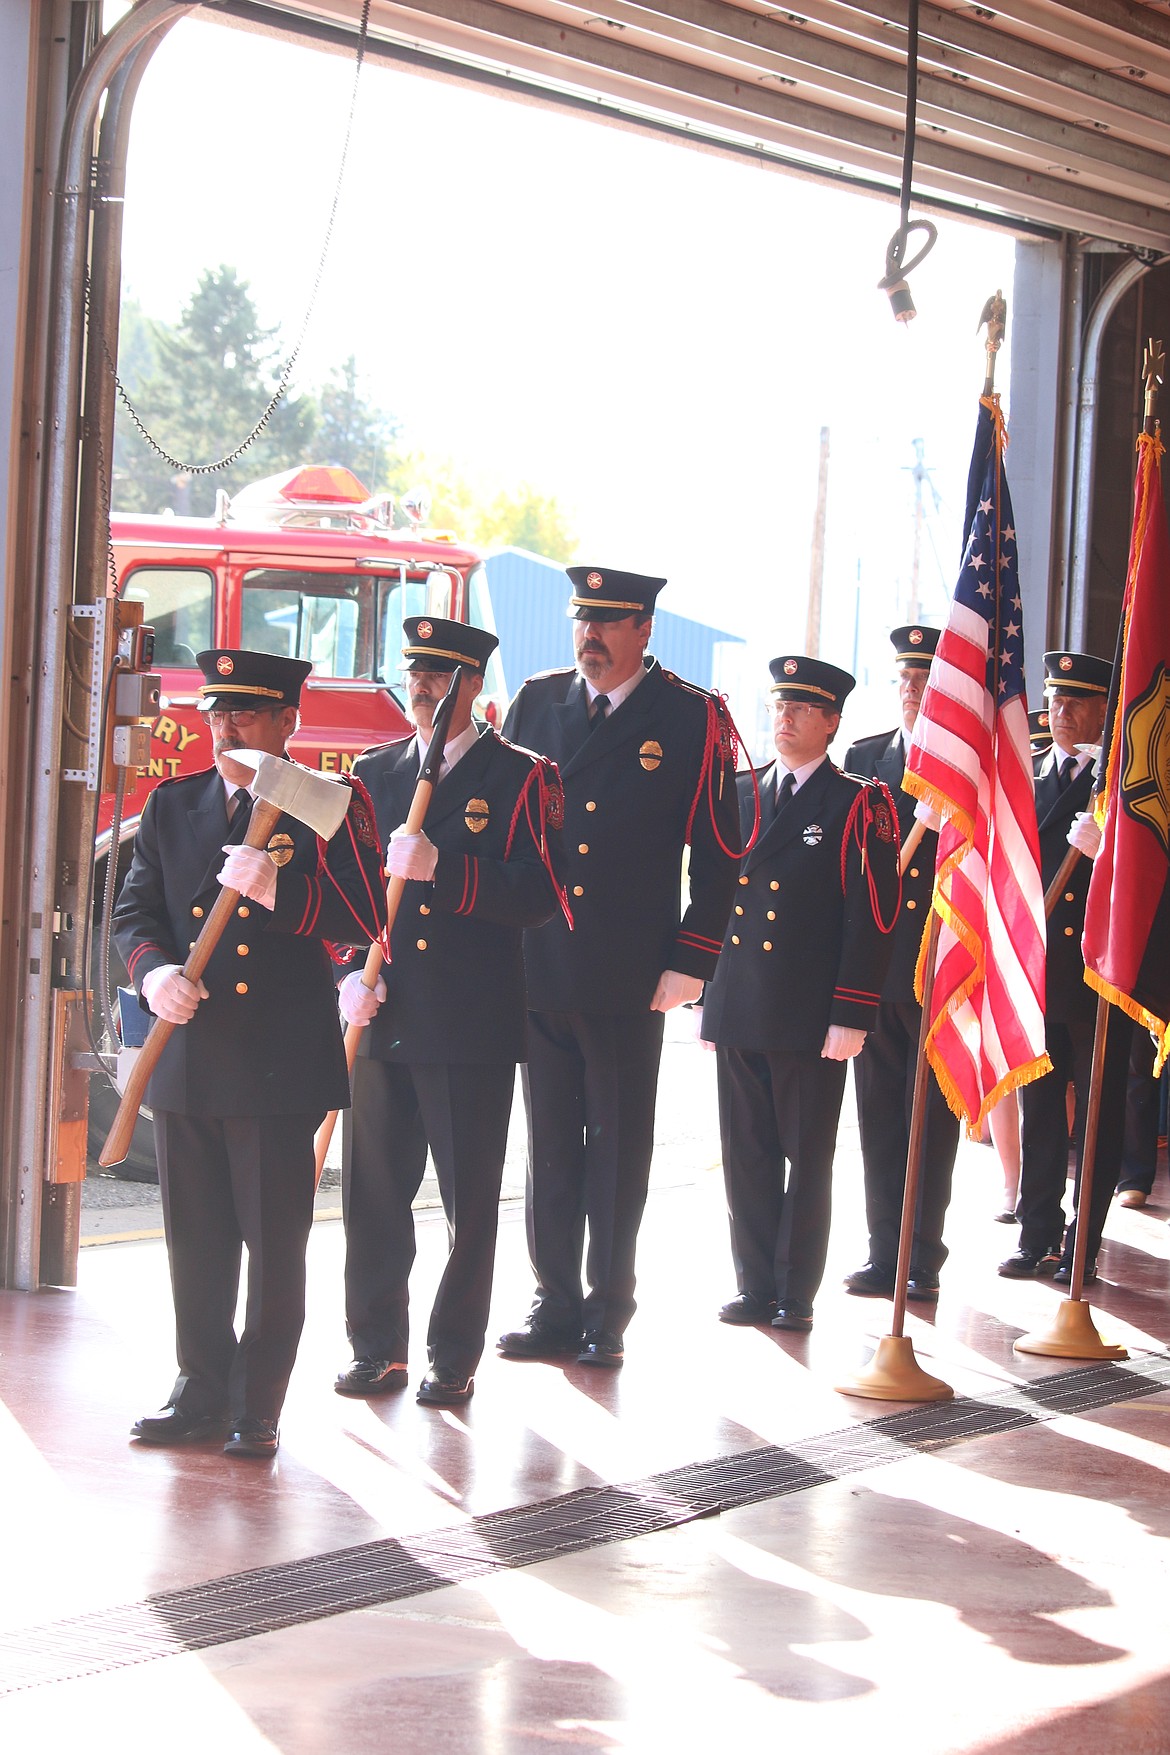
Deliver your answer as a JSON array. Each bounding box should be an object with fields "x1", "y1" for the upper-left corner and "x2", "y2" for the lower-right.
[{"x1": 230, "y1": 751, "x2": 352, "y2": 840}]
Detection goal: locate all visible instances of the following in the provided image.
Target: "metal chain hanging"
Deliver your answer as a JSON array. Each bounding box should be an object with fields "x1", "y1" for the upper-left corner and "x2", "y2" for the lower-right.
[{"x1": 91, "y1": 0, "x2": 372, "y2": 476}]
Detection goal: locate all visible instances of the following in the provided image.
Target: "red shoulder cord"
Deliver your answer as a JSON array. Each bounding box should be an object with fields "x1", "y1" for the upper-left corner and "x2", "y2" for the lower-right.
[
  {"x1": 684, "y1": 693, "x2": 759, "y2": 856},
  {"x1": 317, "y1": 773, "x2": 393, "y2": 962},
  {"x1": 506, "y1": 758, "x2": 574, "y2": 929},
  {"x1": 840, "y1": 781, "x2": 902, "y2": 933}
]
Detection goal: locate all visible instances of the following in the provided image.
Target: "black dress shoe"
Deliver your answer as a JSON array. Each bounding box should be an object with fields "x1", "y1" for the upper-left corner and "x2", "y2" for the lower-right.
[
  {"x1": 417, "y1": 1368, "x2": 474, "y2": 1405},
  {"x1": 334, "y1": 1358, "x2": 409, "y2": 1398},
  {"x1": 1053, "y1": 1259, "x2": 1097, "y2": 1286},
  {"x1": 223, "y1": 1417, "x2": 279, "y2": 1458},
  {"x1": 994, "y1": 1210, "x2": 1019, "y2": 1224},
  {"x1": 998, "y1": 1246, "x2": 1060, "y2": 1279},
  {"x1": 577, "y1": 1331, "x2": 624, "y2": 1367},
  {"x1": 771, "y1": 1303, "x2": 813, "y2": 1333},
  {"x1": 131, "y1": 1404, "x2": 226, "y2": 1445},
  {"x1": 906, "y1": 1273, "x2": 940, "y2": 1303},
  {"x1": 719, "y1": 1292, "x2": 778, "y2": 1325},
  {"x1": 497, "y1": 1320, "x2": 582, "y2": 1359},
  {"x1": 843, "y1": 1263, "x2": 894, "y2": 1297}
]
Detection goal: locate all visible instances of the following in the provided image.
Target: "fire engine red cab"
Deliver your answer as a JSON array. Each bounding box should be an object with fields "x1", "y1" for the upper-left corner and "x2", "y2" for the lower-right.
[{"x1": 92, "y1": 464, "x2": 503, "y2": 1176}]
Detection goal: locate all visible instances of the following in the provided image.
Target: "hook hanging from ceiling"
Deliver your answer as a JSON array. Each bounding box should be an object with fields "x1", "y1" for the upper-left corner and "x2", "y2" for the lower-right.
[{"x1": 878, "y1": 0, "x2": 938, "y2": 323}]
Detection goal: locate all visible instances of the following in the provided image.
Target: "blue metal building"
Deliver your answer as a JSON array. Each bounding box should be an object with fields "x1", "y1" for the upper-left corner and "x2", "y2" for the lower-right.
[{"x1": 484, "y1": 548, "x2": 744, "y2": 697}]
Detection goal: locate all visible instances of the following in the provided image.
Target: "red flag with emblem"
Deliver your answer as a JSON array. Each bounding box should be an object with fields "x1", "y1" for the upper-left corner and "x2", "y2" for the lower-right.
[{"x1": 1082, "y1": 428, "x2": 1170, "y2": 1070}]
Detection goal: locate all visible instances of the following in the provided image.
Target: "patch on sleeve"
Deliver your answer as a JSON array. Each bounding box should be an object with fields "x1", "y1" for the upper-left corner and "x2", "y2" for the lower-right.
[
  {"x1": 871, "y1": 788, "x2": 895, "y2": 843},
  {"x1": 544, "y1": 759, "x2": 565, "y2": 831},
  {"x1": 347, "y1": 782, "x2": 379, "y2": 850}
]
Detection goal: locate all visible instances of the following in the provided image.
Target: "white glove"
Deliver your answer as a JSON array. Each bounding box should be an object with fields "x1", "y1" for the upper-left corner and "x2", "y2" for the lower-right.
[
  {"x1": 650, "y1": 969, "x2": 704, "y2": 1012},
  {"x1": 821, "y1": 1025, "x2": 867, "y2": 1061},
  {"x1": 386, "y1": 828, "x2": 438, "y2": 882},
  {"x1": 218, "y1": 844, "x2": 277, "y2": 909},
  {"x1": 338, "y1": 969, "x2": 387, "y2": 1027},
  {"x1": 141, "y1": 964, "x2": 208, "y2": 1025},
  {"x1": 914, "y1": 801, "x2": 942, "y2": 833},
  {"x1": 691, "y1": 1004, "x2": 716, "y2": 1053},
  {"x1": 1068, "y1": 812, "x2": 1103, "y2": 860}
]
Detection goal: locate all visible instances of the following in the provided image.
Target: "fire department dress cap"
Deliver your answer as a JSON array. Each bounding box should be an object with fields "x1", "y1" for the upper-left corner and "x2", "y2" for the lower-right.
[
  {"x1": 196, "y1": 649, "x2": 312, "y2": 711},
  {"x1": 890, "y1": 624, "x2": 941, "y2": 668},
  {"x1": 769, "y1": 655, "x2": 855, "y2": 710},
  {"x1": 1028, "y1": 707, "x2": 1053, "y2": 753},
  {"x1": 401, "y1": 616, "x2": 498, "y2": 673},
  {"x1": 1042, "y1": 651, "x2": 1112, "y2": 695},
  {"x1": 565, "y1": 566, "x2": 667, "y2": 622}
]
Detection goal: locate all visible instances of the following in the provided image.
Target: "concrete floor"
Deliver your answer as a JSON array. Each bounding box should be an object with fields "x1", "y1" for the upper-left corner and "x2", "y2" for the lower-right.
[{"x1": 3, "y1": 1033, "x2": 1170, "y2": 1752}]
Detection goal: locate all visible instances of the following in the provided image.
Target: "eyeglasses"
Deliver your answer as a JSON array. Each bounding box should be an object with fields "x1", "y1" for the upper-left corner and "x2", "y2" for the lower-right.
[
  {"x1": 203, "y1": 707, "x2": 280, "y2": 727},
  {"x1": 773, "y1": 701, "x2": 820, "y2": 721}
]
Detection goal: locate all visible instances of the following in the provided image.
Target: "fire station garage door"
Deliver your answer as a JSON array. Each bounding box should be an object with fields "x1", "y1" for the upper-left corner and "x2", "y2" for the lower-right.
[{"x1": 228, "y1": 0, "x2": 1170, "y2": 253}]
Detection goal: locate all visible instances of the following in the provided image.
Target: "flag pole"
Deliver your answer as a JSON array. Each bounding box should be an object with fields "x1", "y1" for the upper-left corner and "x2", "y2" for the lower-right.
[
  {"x1": 837, "y1": 906, "x2": 953, "y2": 1400},
  {"x1": 835, "y1": 300, "x2": 1007, "y2": 1402},
  {"x1": 1013, "y1": 340, "x2": 1166, "y2": 1363}
]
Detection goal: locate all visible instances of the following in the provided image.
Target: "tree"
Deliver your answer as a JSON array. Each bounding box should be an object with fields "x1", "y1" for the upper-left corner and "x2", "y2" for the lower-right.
[
  {"x1": 112, "y1": 266, "x2": 318, "y2": 514},
  {"x1": 317, "y1": 356, "x2": 401, "y2": 491}
]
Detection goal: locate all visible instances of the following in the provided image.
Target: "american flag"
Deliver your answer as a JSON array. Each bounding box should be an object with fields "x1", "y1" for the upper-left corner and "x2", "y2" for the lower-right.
[{"x1": 902, "y1": 395, "x2": 1051, "y2": 1131}]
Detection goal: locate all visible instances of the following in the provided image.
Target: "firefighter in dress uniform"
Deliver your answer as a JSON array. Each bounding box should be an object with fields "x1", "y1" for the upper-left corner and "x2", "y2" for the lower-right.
[
  {"x1": 115, "y1": 649, "x2": 386, "y2": 1458},
  {"x1": 335, "y1": 619, "x2": 566, "y2": 1406},
  {"x1": 999, "y1": 650, "x2": 1133, "y2": 1284},
  {"x1": 840, "y1": 625, "x2": 960, "y2": 1304},
  {"x1": 701, "y1": 655, "x2": 900, "y2": 1333},
  {"x1": 497, "y1": 566, "x2": 742, "y2": 1367}
]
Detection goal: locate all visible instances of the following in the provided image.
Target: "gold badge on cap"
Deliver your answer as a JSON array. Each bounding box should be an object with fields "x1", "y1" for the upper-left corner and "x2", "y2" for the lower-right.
[
  {"x1": 1059, "y1": 655, "x2": 1073, "y2": 671},
  {"x1": 784, "y1": 659, "x2": 799, "y2": 676},
  {"x1": 587, "y1": 572, "x2": 603, "y2": 589},
  {"x1": 909, "y1": 628, "x2": 923, "y2": 645},
  {"x1": 266, "y1": 832, "x2": 295, "y2": 867},
  {"x1": 639, "y1": 740, "x2": 663, "y2": 771},
  {"x1": 217, "y1": 655, "x2": 234, "y2": 675},
  {"x1": 465, "y1": 798, "x2": 490, "y2": 834},
  {"x1": 417, "y1": 619, "x2": 433, "y2": 640}
]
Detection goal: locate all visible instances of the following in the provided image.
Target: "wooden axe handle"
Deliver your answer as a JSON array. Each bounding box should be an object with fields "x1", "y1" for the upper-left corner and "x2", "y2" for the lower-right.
[
  {"x1": 898, "y1": 817, "x2": 927, "y2": 877},
  {"x1": 1044, "y1": 843, "x2": 1081, "y2": 918},
  {"x1": 314, "y1": 775, "x2": 438, "y2": 1182},
  {"x1": 98, "y1": 797, "x2": 283, "y2": 1167}
]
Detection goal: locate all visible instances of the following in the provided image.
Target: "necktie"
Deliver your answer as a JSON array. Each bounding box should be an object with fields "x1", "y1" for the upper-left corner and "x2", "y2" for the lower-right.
[
  {"x1": 228, "y1": 787, "x2": 250, "y2": 824},
  {"x1": 1056, "y1": 755, "x2": 1077, "y2": 792},
  {"x1": 776, "y1": 771, "x2": 796, "y2": 812},
  {"x1": 589, "y1": 693, "x2": 611, "y2": 731}
]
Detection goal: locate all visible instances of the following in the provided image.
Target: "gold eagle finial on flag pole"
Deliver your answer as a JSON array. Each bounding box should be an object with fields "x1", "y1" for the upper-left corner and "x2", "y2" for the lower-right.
[{"x1": 978, "y1": 290, "x2": 1007, "y2": 395}]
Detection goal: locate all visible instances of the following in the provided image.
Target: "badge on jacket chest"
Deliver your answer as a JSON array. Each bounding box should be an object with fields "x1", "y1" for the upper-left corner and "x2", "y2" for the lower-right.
[
  {"x1": 465, "y1": 798, "x2": 490, "y2": 834},
  {"x1": 802, "y1": 823, "x2": 823, "y2": 846},
  {"x1": 266, "y1": 832, "x2": 295, "y2": 867},
  {"x1": 639, "y1": 740, "x2": 663, "y2": 771}
]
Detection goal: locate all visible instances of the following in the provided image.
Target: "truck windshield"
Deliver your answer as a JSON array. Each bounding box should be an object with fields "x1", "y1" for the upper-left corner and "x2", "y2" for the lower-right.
[{"x1": 242, "y1": 569, "x2": 374, "y2": 678}]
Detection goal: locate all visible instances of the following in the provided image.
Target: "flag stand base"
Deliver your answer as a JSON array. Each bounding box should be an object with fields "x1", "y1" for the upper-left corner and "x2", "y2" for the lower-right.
[
  {"x1": 835, "y1": 1335, "x2": 955, "y2": 1402},
  {"x1": 1014, "y1": 1297, "x2": 1128, "y2": 1360}
]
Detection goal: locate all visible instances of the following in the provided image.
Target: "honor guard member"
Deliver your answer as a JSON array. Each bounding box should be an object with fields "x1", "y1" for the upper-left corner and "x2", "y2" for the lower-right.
[
  {"x1": 999, "y1": 651, "x2": 1133, "y2": 1284},
  {"x1": 114, "y1": 649, "x2": 386, "y2": 1458},
  {"x1": 497, "y1": 566, "x2": 741, "y2": 1367},
  {"x1": 1028, "y1": 707, "x2": 1053, "y2": 757},
  {"x1": 841, "y1": 625, "x2": 960, "y2": 1304},
  {"x1": 335, "y1": 618, "x2": 566, "y2": 1406},
  {"x1": 702, "y1": 656, "x2": 900, "y2": 1333}
]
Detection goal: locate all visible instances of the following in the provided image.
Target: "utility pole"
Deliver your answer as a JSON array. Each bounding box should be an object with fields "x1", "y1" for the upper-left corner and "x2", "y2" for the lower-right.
[
  {"x1": 806, "y1": 426, "x2": 829, "y2": 656},
  {"x1": 903, "y1": 437, "x2": 940, "y2": 623}
]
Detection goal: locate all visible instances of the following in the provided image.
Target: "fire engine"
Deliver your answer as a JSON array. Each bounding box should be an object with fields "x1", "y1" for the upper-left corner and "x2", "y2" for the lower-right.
[{"x1": 91, "y1": 463, "x2": 504, "y2": 1175}]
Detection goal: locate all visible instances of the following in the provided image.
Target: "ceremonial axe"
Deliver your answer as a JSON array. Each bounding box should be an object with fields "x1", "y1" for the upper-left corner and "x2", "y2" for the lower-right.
[
  {"x1": 98, "y1": 755, "x2": 352, "y2": 1168},
  {"x1": 313, "y1": 664, "x2": 465, "y2": 1181}
]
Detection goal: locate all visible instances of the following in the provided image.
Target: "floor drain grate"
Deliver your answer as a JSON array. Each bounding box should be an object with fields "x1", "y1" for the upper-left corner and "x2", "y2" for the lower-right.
[{"x1": 3, "y1": 1350, "x2": 1167, "y2": 1695}]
